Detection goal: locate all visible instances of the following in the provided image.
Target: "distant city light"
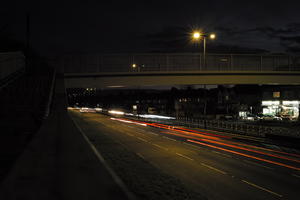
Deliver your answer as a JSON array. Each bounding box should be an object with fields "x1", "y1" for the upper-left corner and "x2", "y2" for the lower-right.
[
  {"x1": 79, "y1": 107, "x2": 96, "y2": 113},
  {"x1": 282, "y1": 100, "x2": 299, "y2": 105},
  {"x1": 262, "y1": 101, "x2": 280, "y2": 106},
  {"x1": 138, "y1": 114, "x2": 175, "y2": 120},
  {"x1": 108, "y1": 110, "x2": 125, "y2": 115},
  {"x1": 95, "y1": 108, "x2": 102, "y2": 112},
  {"x1": 110, "y1": 118, "x2": 147, "y2": 126},
  {"x1": 132, "y1": 64, "x2": 137, "y2": 68}
]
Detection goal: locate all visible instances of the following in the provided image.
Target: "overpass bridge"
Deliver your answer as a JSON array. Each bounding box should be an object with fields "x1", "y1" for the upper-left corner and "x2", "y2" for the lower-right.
[{"x1": 47, "y1": 53, "x2": 300, "y2": 87}]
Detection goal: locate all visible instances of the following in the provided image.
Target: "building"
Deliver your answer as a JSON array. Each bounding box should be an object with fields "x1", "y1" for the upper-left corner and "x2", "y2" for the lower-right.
[{"x1": 261, "y1": 85, "x2": 300, "y2": 120}]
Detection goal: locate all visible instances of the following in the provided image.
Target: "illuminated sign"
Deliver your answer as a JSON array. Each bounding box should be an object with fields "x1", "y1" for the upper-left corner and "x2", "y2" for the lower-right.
[
  {"x1": 262, "y1": 101, "x2": 280, "y2": 106},
  {"x1": 282, "y1": 101, "x2": 299, "y2": 105}
]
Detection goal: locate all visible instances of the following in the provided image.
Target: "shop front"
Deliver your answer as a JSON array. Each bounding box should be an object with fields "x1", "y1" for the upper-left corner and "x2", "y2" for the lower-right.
[{"x1": 261, "y1": 100, "x2": 299, "y2": 120}]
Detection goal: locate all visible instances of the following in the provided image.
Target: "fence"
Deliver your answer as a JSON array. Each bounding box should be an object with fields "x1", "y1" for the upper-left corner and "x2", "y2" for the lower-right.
[
  {"x1": 127, "y1": 116, "x2": 300, "y2": 138},
  {"x1": 49, "y1": 53, "x2": 300, "y2": 73}
]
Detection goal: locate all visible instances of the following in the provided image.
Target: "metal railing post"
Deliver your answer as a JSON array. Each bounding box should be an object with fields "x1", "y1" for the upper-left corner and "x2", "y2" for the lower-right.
[
  {"x1": 199, "y1": 53, "x2": 202, "y2": 71},
  {"x1": 288, "y1": 56, "x2": 291, "y2": 71},
  {"x1": 260, "y1": 56, "x2": 263, "y2": 71},
  {"x1": 230, "y1": 54, "x2": 233, "y2": 70},
  {"x1": 166, "y1": 54, "x2": 169, "y2": 71}
]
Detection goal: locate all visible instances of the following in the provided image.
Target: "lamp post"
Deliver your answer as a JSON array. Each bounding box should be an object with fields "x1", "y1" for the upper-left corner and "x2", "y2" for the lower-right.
[
  {"x1": 192, "y1": 32, "x2": 216, "y2": 69},
  {"x1": 192, "y1": 31, "x2": 216, "y2": 128}
]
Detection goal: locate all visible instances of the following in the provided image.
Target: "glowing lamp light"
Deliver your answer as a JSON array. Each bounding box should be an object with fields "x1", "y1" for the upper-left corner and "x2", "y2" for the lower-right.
[
  {"x1": 132, "y1": 64, "x2": 136, "y2": 68},
  {"x1": 193, "y1": 32, "x2": 201, "y2": 39},
  {"x1": 210, "y1": 33, "x2": 216, "y2": 39}
]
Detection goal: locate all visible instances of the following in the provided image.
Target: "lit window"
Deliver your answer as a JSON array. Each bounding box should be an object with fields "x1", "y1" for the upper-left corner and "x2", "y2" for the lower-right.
[
  {"x1": 262, "y1": 101, "x2": 280, "y2": 106},
  {"x1": 273, "y1": 92, "x2": 280, "y2": 98}
]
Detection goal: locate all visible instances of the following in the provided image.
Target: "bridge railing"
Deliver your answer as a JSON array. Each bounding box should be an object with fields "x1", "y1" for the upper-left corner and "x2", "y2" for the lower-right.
[{"x1": 49, "y1": 53, "x2": 300, "y2": 73}]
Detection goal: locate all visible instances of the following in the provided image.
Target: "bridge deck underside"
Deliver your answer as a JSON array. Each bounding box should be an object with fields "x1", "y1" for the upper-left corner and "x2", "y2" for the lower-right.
[{"x1": 64, "y1": 71, "x2": 300, "y2": 88}]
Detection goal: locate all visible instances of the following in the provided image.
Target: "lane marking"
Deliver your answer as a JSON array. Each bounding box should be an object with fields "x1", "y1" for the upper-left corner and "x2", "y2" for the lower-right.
[
  {"x1": 153, "y1": 143, "x2": 169, "y2": 151},
  {"x1": 200, "y1": 163, "x2": 227, "y2": 174},
  {"x1": 292, "y1": 174, "x2": 300, "y2": 178},
  {"x1": 146, "y1": 131, "x2": 158, "y2": 136},
  {"x1": 176, "y1": 153, "x2": 194, "y2": 161},
  {"x1": 126, "y1": 133, "x2": 134, "y2": 137},
  {"x1": 188, "y1": 139, "x2": 300, "y2": 171},
  {"x1": 242, "y1": 180, "x2": 283, "y2": 198},
  {"x1": 136, "y1": 153, "x2": 145, "y2": 159},
  {"x1": 218, "y1": 152, "x2": 232, "y2": 158},
  {"x1": 243, "y1": 159, "x2": 273, "y2": 170},
  {"x1": 163, "y1": 136, "x2": 177, "y2": 142},
  {"x1": 212, "y1": 150, "x2": 232, "y2": 158},
  {"x1": 183, "y1": 142, "x2": 205, "y2": 151},
  {"x1": 137, "y1": 137, "x2": 148, "y2": 142}
]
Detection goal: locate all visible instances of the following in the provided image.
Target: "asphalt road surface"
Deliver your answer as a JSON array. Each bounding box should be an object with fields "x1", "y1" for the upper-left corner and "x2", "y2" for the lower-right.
[{"x1": 69, "y1": 111, "x2": 300, "y2": 200}]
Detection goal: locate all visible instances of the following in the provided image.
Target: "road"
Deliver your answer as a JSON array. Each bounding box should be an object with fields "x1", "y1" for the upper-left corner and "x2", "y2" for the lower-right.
[{"x1": 69, "y1": 111, "x2": 300, "y2": 200}]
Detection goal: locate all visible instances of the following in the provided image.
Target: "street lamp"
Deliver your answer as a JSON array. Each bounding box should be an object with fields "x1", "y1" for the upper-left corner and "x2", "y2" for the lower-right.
[
  {"x1": 192, "y1": 31, "x2": 216, "y2": 127},
  {"x1": 193, "y1": 32, "x2": 201, "y2": 39},
  {"x1": 192, "y1": 31, "x2": 216, "y2": 69}
]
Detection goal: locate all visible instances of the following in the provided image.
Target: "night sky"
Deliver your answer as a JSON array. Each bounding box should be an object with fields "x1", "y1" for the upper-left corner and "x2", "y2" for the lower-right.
[{"x1": 1, "y1": 0, "x2": 300, "y2": 55}]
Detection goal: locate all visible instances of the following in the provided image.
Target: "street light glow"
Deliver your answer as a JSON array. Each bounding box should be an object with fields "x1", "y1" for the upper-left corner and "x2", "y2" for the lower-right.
[
  {"x1": 193, "y1": 32, "x2": 201, "y2": 39},
  {"x1": 210, "y1": 33, "x2": 216, "y2": 39},
  {"x1": 132, "y1": 64, "x2": 136, "y2": 68}
]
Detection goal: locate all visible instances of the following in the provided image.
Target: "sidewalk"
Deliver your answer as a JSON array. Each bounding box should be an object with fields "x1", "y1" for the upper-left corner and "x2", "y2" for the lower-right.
[{"x1": 0, "y1": 75, "x2": 133, "y2": 200}]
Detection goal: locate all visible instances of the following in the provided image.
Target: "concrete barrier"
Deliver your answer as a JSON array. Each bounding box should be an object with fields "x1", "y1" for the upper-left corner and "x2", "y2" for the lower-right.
[{"x1": 0, "y1": 75, "x2": 133, "y2": 200}]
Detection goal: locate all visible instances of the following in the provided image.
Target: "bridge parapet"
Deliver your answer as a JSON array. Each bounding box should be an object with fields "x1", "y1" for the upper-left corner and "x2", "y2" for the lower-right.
[{"x1": 48, "y1": 53, "x2": 300, "y2": 74}]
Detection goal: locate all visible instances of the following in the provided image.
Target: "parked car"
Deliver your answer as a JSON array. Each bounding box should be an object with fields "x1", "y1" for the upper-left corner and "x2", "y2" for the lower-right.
[
  {"x1": 245, "y1": 114, "x2": 258, "y2": 121},
  {"x1": 259, "y1": 114, "x2": 282, "y2": 121}
]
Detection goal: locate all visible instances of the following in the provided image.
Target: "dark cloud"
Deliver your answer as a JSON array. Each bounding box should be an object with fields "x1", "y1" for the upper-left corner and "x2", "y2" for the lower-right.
[
  {"x1": 279, "y1": 36, "x2": 300, "y2": 53},
  {"x1": 215, "y1": 23, "x2": 300, "y2": 53},
  {"x1": 143, "y1": 26, "x2": 189, "y2": 52}
]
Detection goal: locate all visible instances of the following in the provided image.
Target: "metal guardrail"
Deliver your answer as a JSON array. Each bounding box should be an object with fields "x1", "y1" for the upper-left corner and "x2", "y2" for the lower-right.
[
  {"x1": 49, "y1": 53, "x2": 300, "y2": 73},
  {"x1": 129, "y1": 116, "x2": 300, "y2": 138}
]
